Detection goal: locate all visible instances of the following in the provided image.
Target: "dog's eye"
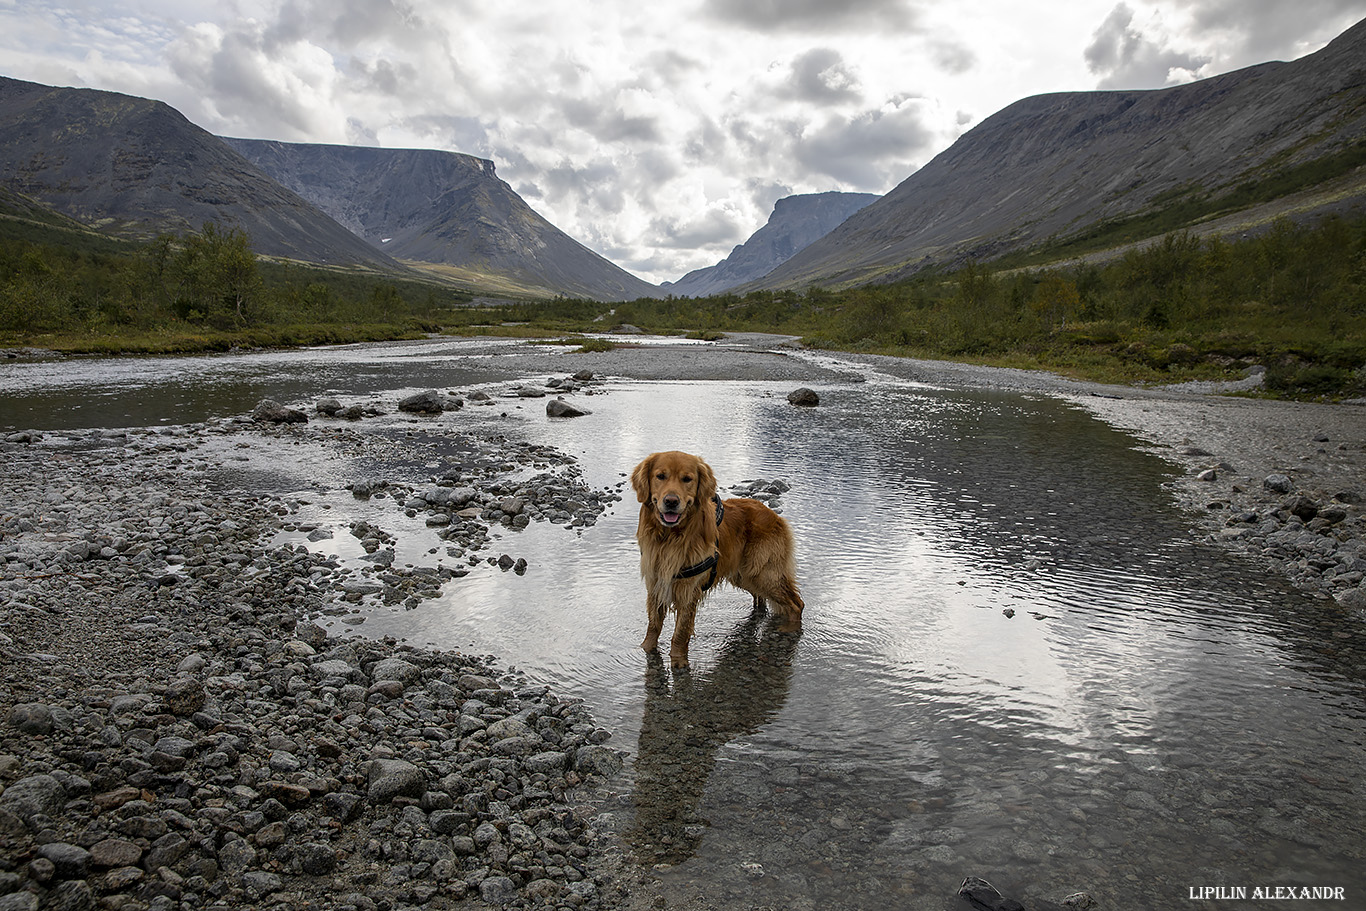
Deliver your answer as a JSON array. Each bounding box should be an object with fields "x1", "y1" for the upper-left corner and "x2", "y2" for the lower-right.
[
  {"x1": 682, "y1": 475, "x2": 693, "y2": 483},
  {"x1": 655, "y1": 472, "x2": 667, "y2": 480}
]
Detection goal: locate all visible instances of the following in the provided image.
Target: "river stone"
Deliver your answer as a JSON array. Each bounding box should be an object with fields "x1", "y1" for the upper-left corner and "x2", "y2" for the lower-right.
[
  {"x1": 480, "y1": 876, "x2": 518, "y2": 905},
  {"x1": 0, "y1": 774, "x2": 66, "y2": 819},
  {"x1": 398, "y1": 390, "x2": 446, "y2": 414},
  {"x1": 524, "y1": 751, "x2": 569, "y2": 774},
  {"x1": 0, "y1": 889, "x2": 39, "y2": 911},
  {"x1": 217, "y1": 839, "x2": 256, "y2": 875},
  {"x1": 787, "y1": 387, "x2": 820, "y2": 406},
  {"x1": 315, "y1": 398, "x2": 343, "y2": 416},
  {"x1": 371, "y1": 657, "x2": 422, "y2": 684},
  {"x1": 573, "y1": 745, "x2": 623, "y2": 778},
  {"x1": 547, "y1": 398, "x2": 591, "y2": 418},
  {"x1": 252, "y1": 399, "x2": 307, "y2": 424},
  {"x1": 366, "y1": 758, "x2": 425, "y2": 802},
  {"x1": 1263, "y1": 473, "x2": 1293, "y2": 493},
  {"x1": 243, "y1": 870, "x2": 283, "y2": 899},
  {"x1": 296, "y1": 843, "x2": 337, "y2": 875},
  {"x1": 8, "y1": 703, "x2": 54, "y2": 735},
  {"x1": 162, "y1": 678, "x2": 205, "y2": 715},
  {"x1": 89, "y1": 839, "x2": 142, "y2": 868},
  {"x1": 36, "y1": 843, "x2": 90, "y2": 879}
]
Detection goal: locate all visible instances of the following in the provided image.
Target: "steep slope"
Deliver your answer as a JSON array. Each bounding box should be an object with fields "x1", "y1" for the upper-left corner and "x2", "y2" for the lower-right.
[
  {"x1": 663, "y1": 191, "x2": 878, "y2": 297},
  {"x1": 749, "y1": 17, "x2": 1366, "y2": 290},
  {"x1": 224, "y1": 140, "x2": 659, "y2": 302},
  {"x1": 0, "y1": 76, "x2": 398, "y2": 269}
]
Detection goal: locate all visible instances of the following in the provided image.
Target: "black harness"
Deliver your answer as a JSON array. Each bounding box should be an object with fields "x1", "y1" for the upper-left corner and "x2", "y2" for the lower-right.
[{"x1": 674, "y1": 495, "x2": 725, "y2": 591}]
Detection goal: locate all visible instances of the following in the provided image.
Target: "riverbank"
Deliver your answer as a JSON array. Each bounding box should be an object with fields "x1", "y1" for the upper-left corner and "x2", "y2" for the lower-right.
[{"x1": 2, "y1": 335, "x2": 1365, "y2": 911}]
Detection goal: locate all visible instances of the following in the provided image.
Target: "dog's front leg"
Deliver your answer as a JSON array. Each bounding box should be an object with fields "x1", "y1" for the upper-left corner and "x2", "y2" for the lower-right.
[
  {"x1": 670, "y1": 598, "x2": 697, "y2": 670},
  {"x1": 641, "y1": 592, "x2": 666, "y2": 653}
]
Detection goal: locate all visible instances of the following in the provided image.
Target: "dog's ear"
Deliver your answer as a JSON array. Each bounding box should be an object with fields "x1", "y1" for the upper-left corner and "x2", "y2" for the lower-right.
[
  {"x1": 695, "y1": 457, "x2": 717, "y2": 503},
  {"x1": 630, "y1": 454, "x2": 656, "y2": 504}
]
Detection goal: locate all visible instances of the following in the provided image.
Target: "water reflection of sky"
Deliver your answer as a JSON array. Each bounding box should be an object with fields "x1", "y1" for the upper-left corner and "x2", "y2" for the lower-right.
[{"x1": 8, "y1": 343, "x2": 1365, "y2": 908}]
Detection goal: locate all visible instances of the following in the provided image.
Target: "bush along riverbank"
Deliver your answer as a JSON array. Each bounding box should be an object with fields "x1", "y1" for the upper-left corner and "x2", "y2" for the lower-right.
[{"x1": 0, "y1": 411, "x2": 633, "y2": 911}]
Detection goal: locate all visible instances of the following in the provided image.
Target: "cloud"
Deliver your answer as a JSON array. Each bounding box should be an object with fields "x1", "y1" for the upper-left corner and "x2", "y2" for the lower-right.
[
  {"x1": 928, "y1": 39, "x2": 976, "y2": 75},
  {"x1": 648, "y1": 206, "x2": 748, "y2": 250},
  {"x1": 702, "y1": 0, "x2": 918, "y2": 33},
  {"x1": 1084, "y1": 3, "x2": 1211, "y2": 88},
  {"x1": 780, "y1": 48, "x2": 862, "y2": 104},
  {"x1": 795, "y1": 97, "x2": 935, "y2": 188},
  {"x1": 1178, "y1": 0, "x2": 1366, "y2": 65}
]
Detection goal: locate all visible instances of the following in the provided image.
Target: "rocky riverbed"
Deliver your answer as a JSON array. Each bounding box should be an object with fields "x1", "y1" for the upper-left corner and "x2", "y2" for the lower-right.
[
  {"x1": 0, "y1": 376, "x2": 638, "y2": 911},
  {"x1": 2, "y1": 337, "x2": 1366, "y2": 911}
]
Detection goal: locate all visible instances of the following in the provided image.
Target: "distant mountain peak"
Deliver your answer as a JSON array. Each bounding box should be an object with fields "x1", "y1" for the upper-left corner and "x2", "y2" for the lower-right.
[
  {"x1": 664, "y1": 190, "x2": 878, "y2": 297},
  {"x1": 225, "y1": 139, "x2": 658, "y2": 301}
]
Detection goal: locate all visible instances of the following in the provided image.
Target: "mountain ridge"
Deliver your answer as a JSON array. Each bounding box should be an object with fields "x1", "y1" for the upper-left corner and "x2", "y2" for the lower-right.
[
  {"x1": 663, "y1": 191, "x2": 878, "y2": 297},
  {"x1": 224, "y1": 139, "x2": 659, "y2": 301},
  {"x1": 743, "y1": 18, "x2": 1366, "y2": 291},
  {"x1": 0, "y1": 76, "x2": 399, "y2": 270}
]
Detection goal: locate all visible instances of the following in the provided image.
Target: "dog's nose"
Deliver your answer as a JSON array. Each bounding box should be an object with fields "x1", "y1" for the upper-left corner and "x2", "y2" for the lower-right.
[{"x1": 662, "y1": 494, "x2": 680, "y2": 509}]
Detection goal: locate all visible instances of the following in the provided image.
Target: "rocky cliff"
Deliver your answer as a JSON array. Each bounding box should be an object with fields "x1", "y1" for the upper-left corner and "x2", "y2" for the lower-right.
[
  {"x1": 747, "y1": 17, "x2": 1366, "y2": 290},
  {"x1": 663, "y1": 191, "x2": 878, "y2": 297},
  {"x1": 224, "y1": 140, "x2": 659, "y2": 302}
]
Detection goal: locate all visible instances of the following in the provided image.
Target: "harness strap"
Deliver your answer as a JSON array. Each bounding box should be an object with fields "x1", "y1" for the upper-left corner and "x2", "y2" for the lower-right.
[{"x1": 674, "y1": 495, "x2": 725, "y2": 591}]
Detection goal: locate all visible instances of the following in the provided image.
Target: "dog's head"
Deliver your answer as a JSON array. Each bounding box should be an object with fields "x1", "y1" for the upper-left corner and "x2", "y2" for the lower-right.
[{"x1": 631, "y1": 451, "x2": 717, "y2": 529}]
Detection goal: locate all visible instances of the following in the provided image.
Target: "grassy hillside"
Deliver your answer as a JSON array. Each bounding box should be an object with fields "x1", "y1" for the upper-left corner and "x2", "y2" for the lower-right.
[
  {"x1": 4, "y1": 210, "x2": 1363, "y2": 400},
  {"x1": 456, "y1": 213, "x2": 1366, "y2": 399},
  {"x1": 0, "y1": 216, "x2": 474, "y2": 353}
]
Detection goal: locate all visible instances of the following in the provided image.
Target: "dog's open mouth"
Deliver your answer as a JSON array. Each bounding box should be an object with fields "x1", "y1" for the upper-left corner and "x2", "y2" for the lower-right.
[{"x1": 659, "y1": 509, "x2": 683, "y2": 526}]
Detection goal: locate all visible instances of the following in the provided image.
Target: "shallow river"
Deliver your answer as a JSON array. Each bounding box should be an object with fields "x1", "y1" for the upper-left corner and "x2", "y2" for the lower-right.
[{"x1": 4, "y1": 337, "x2": 1364, "y2": 910}]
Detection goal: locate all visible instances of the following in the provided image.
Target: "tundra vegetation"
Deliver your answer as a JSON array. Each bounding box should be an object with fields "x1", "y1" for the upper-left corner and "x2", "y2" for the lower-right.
[{"x1": 2, "y1": 212, "x2": 1364, "y2": 399}]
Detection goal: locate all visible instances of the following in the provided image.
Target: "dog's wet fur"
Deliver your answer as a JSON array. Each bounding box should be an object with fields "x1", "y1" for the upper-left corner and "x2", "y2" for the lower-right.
[{"x1": 631, "y1": 451, "x2": 804, "y2": 669}]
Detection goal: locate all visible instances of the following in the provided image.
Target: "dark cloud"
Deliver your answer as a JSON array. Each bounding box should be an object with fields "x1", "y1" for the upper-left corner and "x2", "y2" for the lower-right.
[
  {"x1": 350, "y1": 57, "x2": 417, "y2": 96},
  {"x1": 168, "y1": 22, "x2": 322, "y2": 139},
  {"x1": 1178, "y1": 0, "x2": 1366, "y2": 66},
  {"x1": 648, "y1": 207, "x2": 748, "y2": 250},
  {"x1": 795, "y1": 101, "x2": 934, "y2": 188},
  {"x1": 781, "y1": 48, "x2": 862, "y2": 104},
  {"x1": 1085, "y1": 3, "x2": 1210, "y2": 88},
  {"x1": 746, "y1": 178, "x2": 796, "y2": 216},
  {"x1": 561, "y1": 97, "x2": 662, "y2": 144},
  {"x1": 541, "y1": 158, "x2": 628, "y2": 215},
  {"x1": 929, "y1": 39, "x2": 976, "y2": 75},
  {"x1": 702, "y1": 0, "x2": 918, "y2": 33}
]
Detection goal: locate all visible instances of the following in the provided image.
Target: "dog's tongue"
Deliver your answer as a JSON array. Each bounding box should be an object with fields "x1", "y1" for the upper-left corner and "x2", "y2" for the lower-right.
[{"x1": 663, "y1": 511, "x2": 682, "y2": 525}]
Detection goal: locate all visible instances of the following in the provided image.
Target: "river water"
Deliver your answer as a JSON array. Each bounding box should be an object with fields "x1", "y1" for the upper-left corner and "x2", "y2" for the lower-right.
[{"x1": 3, "y1": 337, "x2": 1364, "y2": 910}]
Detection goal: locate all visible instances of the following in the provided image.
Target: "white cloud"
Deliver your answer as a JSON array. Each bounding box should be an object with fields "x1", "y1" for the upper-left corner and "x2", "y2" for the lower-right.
[{"x1": 0, "y1": 0, "x2": 1363, "y2": 283}]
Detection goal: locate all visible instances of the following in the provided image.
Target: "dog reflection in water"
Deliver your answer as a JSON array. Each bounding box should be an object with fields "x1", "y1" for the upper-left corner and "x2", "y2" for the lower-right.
[
  {"x1": 631, "y1": 450, "x2": 804, "y2": 670},
  {"x1": 628, "y1": 605, "x2": 801, "y2": 866}
]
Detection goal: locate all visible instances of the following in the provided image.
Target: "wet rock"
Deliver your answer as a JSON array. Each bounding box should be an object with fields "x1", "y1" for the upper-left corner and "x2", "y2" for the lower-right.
[
  {"x1": 315, "y1": 397, "x2": 343, "y2": 416},
  {"x1": 958, "y1": 876, "x2": 1025, "y2": 911},
  {"x1": 252, "y1": 399, "x2": 308, "y2": 424},
  {"x1": 397, "y1": 389, "x2": 450, "y2": 414},
  {"x1": 787, "y1": 387, "x2": 820, "y2": 406},
  {"x1": 547, "y1": 398, "x2": 591, "y2": 417}
]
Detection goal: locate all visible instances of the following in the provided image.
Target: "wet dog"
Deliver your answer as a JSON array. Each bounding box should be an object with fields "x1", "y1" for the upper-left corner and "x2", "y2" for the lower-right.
[{"x1": 630, "y1": 451, "x2": 803, "y2": 669}]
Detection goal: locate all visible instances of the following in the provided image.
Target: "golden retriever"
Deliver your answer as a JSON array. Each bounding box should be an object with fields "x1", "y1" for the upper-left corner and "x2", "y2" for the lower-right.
[{"x1": 630, "y1": 451, "x2": 803, "y2": 669}]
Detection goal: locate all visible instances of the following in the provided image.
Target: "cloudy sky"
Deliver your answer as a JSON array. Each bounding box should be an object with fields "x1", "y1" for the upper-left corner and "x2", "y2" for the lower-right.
[{"x1": 2, "y1": 0, "x2": 1363, "y2": 284}]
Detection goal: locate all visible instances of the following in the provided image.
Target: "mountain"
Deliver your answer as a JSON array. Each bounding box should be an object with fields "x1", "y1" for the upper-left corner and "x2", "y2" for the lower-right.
[
  {"x1": 224, "y1": 139, "x2": 659, "y2": 302},
  {"x1": 662, "y1": 191, "x2": 878, "y2": 297},
  {"x1": 746, "y1": 18, "x2": 1366, "y2": 291},
  {"x1": 0, "y1": 76, "x2": 398, "y2": 270}
]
